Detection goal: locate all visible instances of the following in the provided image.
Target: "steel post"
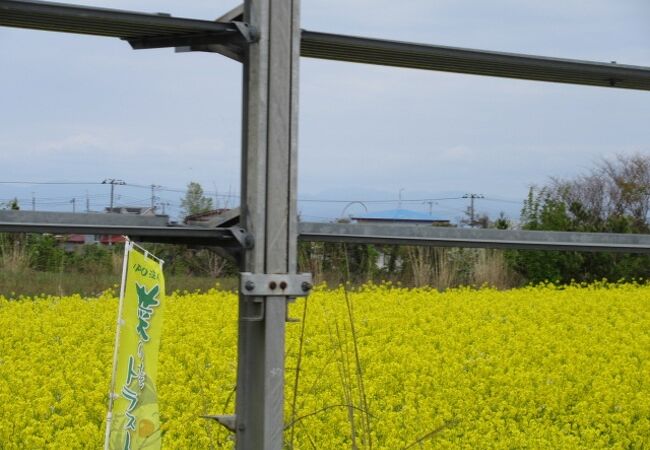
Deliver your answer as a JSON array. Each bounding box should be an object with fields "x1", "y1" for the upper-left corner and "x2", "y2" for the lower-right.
[{"x1": 236, "y1": 0, "x2": 300, "y2": 448}]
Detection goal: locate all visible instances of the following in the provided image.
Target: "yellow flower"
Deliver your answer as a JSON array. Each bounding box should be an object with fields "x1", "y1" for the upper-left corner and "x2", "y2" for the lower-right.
[{"x1": 0, "y1": 282, "x2": 649, "y2": 448}]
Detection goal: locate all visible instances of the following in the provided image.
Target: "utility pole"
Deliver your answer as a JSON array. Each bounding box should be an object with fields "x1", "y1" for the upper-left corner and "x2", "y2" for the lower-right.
[
  {"x1": 463, "y1": 193, "x2": 484, "y2": 227},
  {"x1": 398, "y1": 188, "x2": 405, "y2": 209},
  {"x1": 31, "y1": 192, "x2": 35, "y2": 211},
  {"x1": 102, "y1": 179, "x2": 125, "y2": 212},
  {"x1": 226, "y1": 184, "x2": 232, "y2": 209},
  {"x1": 70, "y1": 197, "x2": 76, "y2": 213},
  {"x1": 150, "y1": 184, "x2": 161, "y2": 212},
  {"x1": 212, "y1": 182, "x2": 220, "y2": 210},
  {"x1": 86, "y1": 191, "x2": 90, "y2": 213}
]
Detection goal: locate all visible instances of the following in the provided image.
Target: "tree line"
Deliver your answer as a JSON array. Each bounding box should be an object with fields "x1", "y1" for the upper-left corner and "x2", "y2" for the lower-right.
[
  {"x1": 299, "y1": 153, "x2": 650, "y2": 286},
  {"x1": 509, "y1": 153, "x2": 649, "y2": 283}
]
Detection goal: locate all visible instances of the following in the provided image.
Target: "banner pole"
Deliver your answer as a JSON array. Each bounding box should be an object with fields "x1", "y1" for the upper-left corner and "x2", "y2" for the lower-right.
[
  {"x1": 130, "y1": 240, "x2": 164, "y2": 264},
  {"x1": 104, "y1": 238, "x2": 132, "y2": 450}
]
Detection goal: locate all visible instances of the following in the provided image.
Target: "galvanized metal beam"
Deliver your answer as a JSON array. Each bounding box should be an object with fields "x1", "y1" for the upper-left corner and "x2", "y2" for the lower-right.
[
  {"x1": 0, "y1": 221, "x2": 243, "y2": 247},
  {"x1": 0, "y1": 210, "x2": 248, "y2": 247},
  {"x1": 175, "y1": 4, "x2": 245, "y2": 61},
  {"x1": 299, "y1": 222, "x2": 650, "y2": 253},
  {"x1": 300, "y1": 30, "x2": 650, "y2": 91},
  {"x1": 1, "y1": 216, "x2": 649, "y2": 253},
  {"x1": 235, "y1": 0, "x2": 300, "y2": 448},
  {"x1": 0, "y1": 210, "x2": 169, "y2": 227},
  {"x1": 4, "y1": 1, "x2": 650, "y2": 90},
  {"x1": 0, "y1": 0, "x2": 245, "y2": 49}
]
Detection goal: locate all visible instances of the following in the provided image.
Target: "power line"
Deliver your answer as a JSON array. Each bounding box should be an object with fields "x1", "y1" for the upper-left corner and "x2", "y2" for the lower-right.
[
  {"x1": 297, "y1": 196, "x2": 464, "y2": 204},
  {"x1": 482, "y1": 197, "x2": 523, "y2": 205},
  {"x1": 0, "y1": 179, "x2": 524, "y2": 211},
  {"x1": 1, "y1": 180, "x2": 459, "y2": 203},
  {"x1": 102, "y1": 179, "x2": 126, "y2": 211},
  {"x1": 0, "y1": 181, "x2": 102, "y2": 185}
]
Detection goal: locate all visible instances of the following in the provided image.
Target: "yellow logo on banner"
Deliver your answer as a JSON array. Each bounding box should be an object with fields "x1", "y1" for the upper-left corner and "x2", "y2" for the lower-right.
[{"x1": 109, "y1": 246, "x2": 165, "y2": 450}]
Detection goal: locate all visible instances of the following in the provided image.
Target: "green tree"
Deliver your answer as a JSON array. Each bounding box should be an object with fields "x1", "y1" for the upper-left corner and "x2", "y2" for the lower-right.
[
  {"x1": 509, "y1": 153, "x2": 650, "y2": 284},
  {"x1": 1, "y1": 198, "x2": 19, "y2": 210},
  {"x1": 494, "y1": 212, "x2": 510, "y2": 230},
  {"x1": 180, "y1": 182, "x2": 213, "y2": 218}
]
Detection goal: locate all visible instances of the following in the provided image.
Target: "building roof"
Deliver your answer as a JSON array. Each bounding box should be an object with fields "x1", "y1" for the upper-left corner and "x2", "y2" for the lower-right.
[
  {"x1": 183, "y1": 208, "x2": 230, "y2": 222},
  {"x1": 183, "y1": 207, "x2": 240, "y2": 227},
  {"x1": 351, "y1": 209, "x2": 449, "y2": 222},
  {"x1": 104, "y1": 206, "x2": 155, "y2": 215}
]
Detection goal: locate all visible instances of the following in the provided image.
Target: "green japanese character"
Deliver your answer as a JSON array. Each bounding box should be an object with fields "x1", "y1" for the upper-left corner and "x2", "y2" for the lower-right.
[{"x1": 135, "y1": 284, "x2": 160, "y2": 342}]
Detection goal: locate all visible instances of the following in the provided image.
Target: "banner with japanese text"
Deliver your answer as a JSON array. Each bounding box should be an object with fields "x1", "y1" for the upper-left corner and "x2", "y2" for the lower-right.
[{"x1": 107, "y1": 243, "x2": 165, "y2": 450}]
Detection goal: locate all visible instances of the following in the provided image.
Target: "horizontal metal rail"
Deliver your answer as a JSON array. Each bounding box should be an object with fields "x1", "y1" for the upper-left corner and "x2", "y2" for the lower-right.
[
  {"x1": 298, "y1": 222, "x2": 650, "y2": 253},
  {"x1": 1, "y1": 218, "x2": 649, "y2": 253},
  {"x1": 300, "y1": 31, "x2": 650, "y2": 91},
  {"x1": 0, "y1": 221, "x2": 242, "y2": 246},
  {"x1": 2, "y1": 1, "x2": 650, "y2": 90},
  {"x1": 0, "y1": 0, "x2": 242, "y2": 49}
]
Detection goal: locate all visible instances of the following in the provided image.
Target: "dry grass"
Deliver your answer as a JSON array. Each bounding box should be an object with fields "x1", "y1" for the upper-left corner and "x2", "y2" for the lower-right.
[
  {"x1": 406, "y1": 246, "x2": 520, "y2": 290},
  {"x1": 0, "y1": 238, "x2": 30, "y2": 274},
  {"x1": 471, "y1": 249, "x2": 521, "y2": 289}
]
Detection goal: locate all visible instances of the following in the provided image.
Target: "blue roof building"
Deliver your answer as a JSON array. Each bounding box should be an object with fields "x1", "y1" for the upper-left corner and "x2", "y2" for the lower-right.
[{"x1": 350, "y1": 209, "x2": 450, "y2": 226}]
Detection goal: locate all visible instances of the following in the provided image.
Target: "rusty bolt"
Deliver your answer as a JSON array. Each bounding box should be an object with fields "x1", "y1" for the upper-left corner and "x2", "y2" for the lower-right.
[
  {"x1": 279, "y1": 281, "x2": 288, "y2": 290},
  {"x1": 269, "y1": 281, "x2": 277, "y2": 290}
]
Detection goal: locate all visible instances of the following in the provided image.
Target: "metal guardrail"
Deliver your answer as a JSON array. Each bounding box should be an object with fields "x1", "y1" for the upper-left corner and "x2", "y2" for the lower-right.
[
  {"x1": 300, "y1": 31, "x2": 650, "y2": 91},
  {"x1": 299, "y1": 222, "x2": 650, "y2": 253},
  {"x1": 0, "y1": 0, "x2": 248, "y2": 49},
  {"x1": 0, "y1": 210, "x2": 248, "y2": 246},
  {"x1": 1, "y1": 215, "x2": 649, "y2": 253},
  {"x1": 0, "y1": 221, "x2": 242, "y2": 246}
]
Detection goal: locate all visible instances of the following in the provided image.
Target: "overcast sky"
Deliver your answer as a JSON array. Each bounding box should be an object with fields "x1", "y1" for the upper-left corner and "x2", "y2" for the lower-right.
[{"x1": 1, "y1": 0, "x2": 649, "y2": 222}]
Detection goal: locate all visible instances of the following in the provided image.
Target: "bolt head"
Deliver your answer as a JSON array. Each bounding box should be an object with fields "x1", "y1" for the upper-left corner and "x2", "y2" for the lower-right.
[
  {"x1": 244, "y1": 280, "x2": 255, "y2": 291},
  {"x1": 301, "y1": 281, "x2": 313, "y2": 292}
]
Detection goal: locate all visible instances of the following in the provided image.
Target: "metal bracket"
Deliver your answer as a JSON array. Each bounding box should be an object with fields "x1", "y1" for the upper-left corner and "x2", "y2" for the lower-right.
[
  {"x1": 127, "y1": 21, "x2": 256, "y2": 50},
  {"x1": 202, "y1": 414, "x2": 237, "y2": 432},
  {"x1": 241, "y1": 298, "x2": 265, "y2": 322},
  {"x1": 240, "y1": 272, "x2": 313, "y2": 297},
  {"x1": 232, "y1": 21, "x2": 259, "y2": 43},
  {"x1": 229, "y1": 226, "x2": 254, "y2": 250}
]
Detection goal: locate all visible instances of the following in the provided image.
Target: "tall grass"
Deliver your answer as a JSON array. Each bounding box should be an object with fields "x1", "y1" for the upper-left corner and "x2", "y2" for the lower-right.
[
  {"x1": 300, "y1": 242, "x2": 522, "y2": 290},
  {"x1": 0, "y1": 235, "x2": 30, "y2": 274},
  {"x1": 406, "y1": 246, "x2": 520, "y2": 289}
]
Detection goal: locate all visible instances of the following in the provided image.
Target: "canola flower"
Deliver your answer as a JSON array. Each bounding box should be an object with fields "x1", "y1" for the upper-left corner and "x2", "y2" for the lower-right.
[{"x1": 0, "y1": 283, "x2": 649, "y2": 449}]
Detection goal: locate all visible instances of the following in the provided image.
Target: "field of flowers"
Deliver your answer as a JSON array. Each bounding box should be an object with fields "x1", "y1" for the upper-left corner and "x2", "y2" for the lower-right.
[{"x1": 1, "y1": 282, "x2": 649, "y2": 449}]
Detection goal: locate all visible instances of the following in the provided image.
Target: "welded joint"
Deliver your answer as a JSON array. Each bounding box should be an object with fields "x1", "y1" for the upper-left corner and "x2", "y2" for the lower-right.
[
  {"x1": 229, "y1": 226, "x2": 254, "y2": 249},
  {"x1": 126, "y1": 21, "x2": 256, "y2": 50},
  {"x1": 240, "y1": 272, "x2": 313, "y2": 297},
  {"x1": 202, "y1": 414, "x2": 237, "y2": 432},
  {"x1": 232, "y1": 21, "x2": 258, "y2": 43}
]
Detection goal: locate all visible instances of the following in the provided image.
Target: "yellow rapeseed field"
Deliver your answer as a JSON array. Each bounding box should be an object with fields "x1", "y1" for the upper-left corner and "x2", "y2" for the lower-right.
[{"x1": 1, "y1": 283, "x2": 649, "y2": 449}]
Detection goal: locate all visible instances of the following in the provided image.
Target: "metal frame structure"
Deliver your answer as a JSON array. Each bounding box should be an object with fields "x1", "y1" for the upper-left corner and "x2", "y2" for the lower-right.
[
  {"x1": 2, "y1": 1, "x2": 650, "y2": 448},
  {"x1": 2, "y1": 214, "x2": 650, "y2": 254}
]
